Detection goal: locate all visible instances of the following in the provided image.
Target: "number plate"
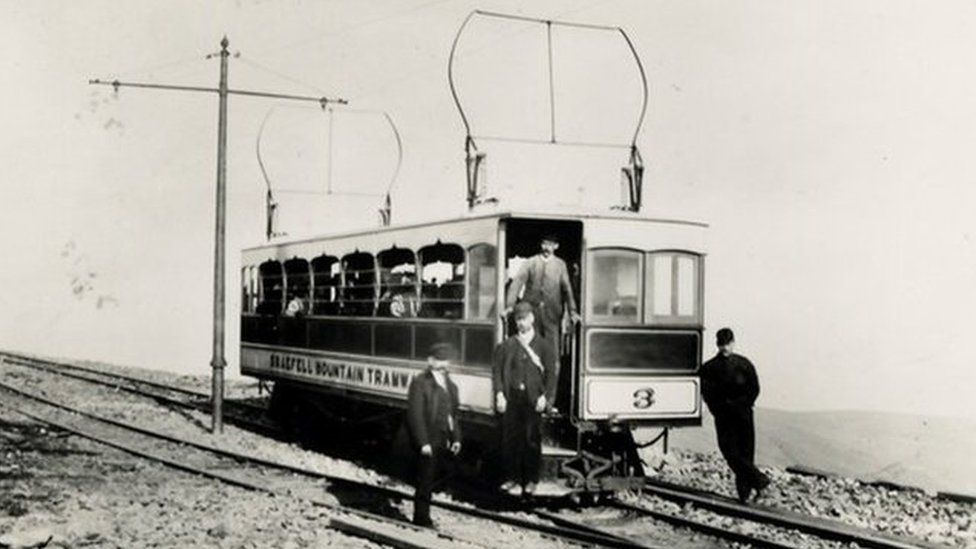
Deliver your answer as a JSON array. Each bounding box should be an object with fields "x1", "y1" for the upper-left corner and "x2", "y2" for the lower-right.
[{"x1": 583, "y1": 376, "x2": 700, "y2": 419}]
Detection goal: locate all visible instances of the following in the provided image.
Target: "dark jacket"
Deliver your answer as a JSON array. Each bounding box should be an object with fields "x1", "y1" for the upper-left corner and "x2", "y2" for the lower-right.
[
  {"x1": 405, "y1": 370, "x2": 461, "y2": 451},
  {"x1": 700, "y1": 352, "x2": 760, "y2": 416},
  {"x1": 492, "y1": 334, "x2": 558, "y2": 405}
]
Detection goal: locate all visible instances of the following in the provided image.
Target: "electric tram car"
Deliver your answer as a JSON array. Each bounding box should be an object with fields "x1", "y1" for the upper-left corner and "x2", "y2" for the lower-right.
[{"x1": 239, "y1": 211, "x2": 706, "y2": 492}]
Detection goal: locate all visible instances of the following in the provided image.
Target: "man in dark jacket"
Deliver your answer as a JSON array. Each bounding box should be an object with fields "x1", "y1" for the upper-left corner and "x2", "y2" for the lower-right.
[
  {"x1": 503, "y1": 234, "x2": 580, "y2": 357},
  {"x1": 700, "y1": 328, "x2": 771, "y2": 503},
  {"x1": 406, "y1": 342, "x2": 462, "y2": 527},
  {"x1": 493, "y1": 302, "x2": 557, "y2": 496}
]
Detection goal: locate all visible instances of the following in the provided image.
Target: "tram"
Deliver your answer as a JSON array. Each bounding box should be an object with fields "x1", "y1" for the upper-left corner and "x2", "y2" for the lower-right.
[
  {"x1": 240, "y1": 211, "x2": 705, "y2": 491},
  {"x1": 239, "y1": 10, "x2": 706, "y2": 493}
]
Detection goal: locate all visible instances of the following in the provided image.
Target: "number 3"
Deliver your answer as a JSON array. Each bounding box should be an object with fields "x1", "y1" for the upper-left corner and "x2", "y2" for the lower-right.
[{"x1": 633, "y1": 388, "x2": 655, "y2": 409}]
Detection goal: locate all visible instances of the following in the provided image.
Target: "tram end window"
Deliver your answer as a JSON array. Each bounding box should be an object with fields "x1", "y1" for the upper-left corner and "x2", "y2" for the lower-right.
[
  {"x1": 587, "y1": 248, "x2": 642, "y2": 323},
  {"x1": 646, "y1": 251, "x2": 702, "y2": 325}
]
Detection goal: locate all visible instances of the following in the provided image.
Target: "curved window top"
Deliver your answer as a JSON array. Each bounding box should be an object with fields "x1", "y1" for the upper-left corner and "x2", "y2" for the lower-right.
[
  {"x1": 257, "y1": 260, "x2": 284, "y2": 315},
  {"x1": 419, "y1": 243, "x2": 464, "y2": 319},
  {"x1": 378, "y1": 247, "x2": 418, "y2": 318}
]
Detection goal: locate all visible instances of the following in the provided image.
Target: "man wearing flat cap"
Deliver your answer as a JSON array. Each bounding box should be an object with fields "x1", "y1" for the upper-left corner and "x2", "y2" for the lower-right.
[
  {"x1": 503, "y1": 233, "x2": 580, "y2": 360},
  {"x1": 493, "y1": 301, "x2": 557, "y2": 496},
  {"x1": 405, "y1": 342, "x2": 462, "y2": 526},
  {"x1": 700, "y1": 328, "x2": 770, "y2": 503}
]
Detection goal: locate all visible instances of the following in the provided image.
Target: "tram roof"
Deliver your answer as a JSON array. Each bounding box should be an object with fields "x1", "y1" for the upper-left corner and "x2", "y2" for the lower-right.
[{"x1": 243, "y1": 209, "x2": 707, "y2": 253}]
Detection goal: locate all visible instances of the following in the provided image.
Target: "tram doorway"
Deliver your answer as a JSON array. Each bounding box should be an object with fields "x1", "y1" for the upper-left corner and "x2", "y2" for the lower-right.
[{"x1": 503, "y1": 218, "x2": 583, "y2": 416}]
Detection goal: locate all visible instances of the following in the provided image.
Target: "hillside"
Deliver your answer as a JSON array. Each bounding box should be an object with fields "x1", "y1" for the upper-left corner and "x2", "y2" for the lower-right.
[{"x1": 668, "y1": 408, "x2": 976, "y2": 494}]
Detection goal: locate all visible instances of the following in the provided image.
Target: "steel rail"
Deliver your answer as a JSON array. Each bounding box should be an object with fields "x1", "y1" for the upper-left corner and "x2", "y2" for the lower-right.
[
  {"x1": 0, "y1": 352, "x2": 271, "y2": 432},
  {"x1": 642, "y1": 478, "x2": 947, "y2": 549},
  {"x1": 606, "y1": 501, "x2": 796, "y2": 549},
  {"x1": 0, "y1": 376, "x2": 648, "y2": 549},
  {"x1": 0, "y1": 389, "x2": 467, "y2": 549}
]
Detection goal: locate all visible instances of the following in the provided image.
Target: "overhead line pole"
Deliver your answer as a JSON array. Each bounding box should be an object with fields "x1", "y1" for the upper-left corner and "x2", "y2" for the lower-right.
[{"x1": 90, "y1": 37, "x2": 348, "y2": 433}]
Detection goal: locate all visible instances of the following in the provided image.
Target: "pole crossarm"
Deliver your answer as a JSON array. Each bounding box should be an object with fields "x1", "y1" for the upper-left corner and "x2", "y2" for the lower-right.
[{"x1": 88, "y1": 78, "x2": 349, "y2": 107}]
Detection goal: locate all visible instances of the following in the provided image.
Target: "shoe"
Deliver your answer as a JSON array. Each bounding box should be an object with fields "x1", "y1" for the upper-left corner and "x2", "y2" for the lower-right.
[
  {"x1": 736, "y1": 487, "x2": 752, "y2": 504},
  {"x1": 753, "y1": 474, "x2": 771, "y2": 499},
  {"x1": 500, "y1": 481, "x2": 520, "y2": 496},
  {"x1": 413, "y1": 518, "x2": 434, "y2": 528},
  {"x1": 523, "y1": 483, "x2": 537, "y2": 496}
]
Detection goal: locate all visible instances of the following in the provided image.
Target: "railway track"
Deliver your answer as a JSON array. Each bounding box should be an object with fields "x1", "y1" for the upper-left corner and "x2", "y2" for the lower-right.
[
  {"x1": 636, "y1": 478, "x2": 945, "y2": 549},
  {"x1": 0, "y1": 351, "x2": 273, "y2": 434},
  {"x1": 0, "y1": 362, "x2": 653, "y2": 549},
  {"x1": 0, "y1": 385, "x2": 470, "y2": 549},
  {"x1": 0, "y1": 352, "x2": 954, "y2": 548}
]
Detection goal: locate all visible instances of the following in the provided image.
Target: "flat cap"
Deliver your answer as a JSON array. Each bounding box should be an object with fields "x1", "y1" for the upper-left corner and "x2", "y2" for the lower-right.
[
  {"x1": 428, "y1": 342, "x2": 457, "y2": 361},
  {"x1": 716, "y1": 328, "x2": 735, "y2": 346},
  {"x1": 512, "y1": 301, "x2": 535, "y2": 319}
]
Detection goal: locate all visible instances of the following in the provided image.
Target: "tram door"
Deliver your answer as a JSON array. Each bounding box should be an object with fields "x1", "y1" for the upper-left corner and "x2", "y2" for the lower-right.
[{"x1": 502, "y1": 218, "x2": 583, "y2": 418}]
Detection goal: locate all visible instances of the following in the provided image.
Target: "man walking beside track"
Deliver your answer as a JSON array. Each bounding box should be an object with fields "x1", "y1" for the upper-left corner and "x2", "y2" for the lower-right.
[
  {"x1": 700, "y1": 328, "x2": 771, "y2": 503},
  {"x1": 503, "y1": 233, "x2": 580, "y2": 358},
  {"x1": 493, "y1": 302, "x2": 557, "y2": 497},
  {"x1": 405, "y1": 342, "x2": 462, "y2": 527}
]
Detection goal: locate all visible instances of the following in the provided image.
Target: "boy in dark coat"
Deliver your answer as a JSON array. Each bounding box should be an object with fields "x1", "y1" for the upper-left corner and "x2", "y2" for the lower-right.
[
  {"x1": 406, "y1": 342, "x2": 462, "y2": 527},
  {"x1": 700, "y1": 328, "x2": 771, "y2": 503},
  {"x1": 492, "y1": 302, "x2": 557, "y2": 496}
]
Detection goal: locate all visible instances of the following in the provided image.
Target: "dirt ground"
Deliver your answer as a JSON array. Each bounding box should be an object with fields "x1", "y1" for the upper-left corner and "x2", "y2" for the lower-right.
[{"x1": 0, "y1": 406, "x2": 379, "y2": 549}]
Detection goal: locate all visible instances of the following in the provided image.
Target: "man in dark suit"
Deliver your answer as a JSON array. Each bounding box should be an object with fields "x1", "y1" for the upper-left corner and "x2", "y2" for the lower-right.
[
  {"x1": 493, "y1": 302, "x2": 557, "y2": 496},
  {"x1": 503, "y1": 234, "x2": 580, "y2": 357},
  {"x1": 700, "y1": 328, "x2": 771, "y2": 503},
  {"x1": 405, "y1": 342, "x2": 462, "y2": 527}
]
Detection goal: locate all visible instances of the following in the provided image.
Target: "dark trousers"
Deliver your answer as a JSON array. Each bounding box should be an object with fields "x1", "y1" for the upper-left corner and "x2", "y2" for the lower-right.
[
  {"x1": 413, "y1": 448, "x2": 452, "y2": 525},
  {"x1": 501, "y1": 391, "x2": 542, "y2": 486},
  {"x1": 714, "y1": 407, "x2": 766, "y2": 500}
]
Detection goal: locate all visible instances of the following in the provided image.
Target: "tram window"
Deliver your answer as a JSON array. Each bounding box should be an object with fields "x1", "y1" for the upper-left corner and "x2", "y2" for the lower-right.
[
  {"x1": 311, "y1": 255, "x2": 340, "y2": 315},
  {"x1": 419, "y1": 243, "x2": 465, "y2": 319},
  {"x1": 283, "y1": 258, "x2": 312, "y2": 317},
  {"x1": 341, "y1": 252, "x2": 377, "y2": 316},
  {"x1": 378, "y1": 247, "x2": 418, "y2": 318},
  {"x1": 588, "y1": 249, "x2": 641, "y2": 323},
  {"x1": 466, "y1": 243, "x2": 496, "y2": 320},
  {"x1": 257, "y1": 261, "x2": 284, "y2": 315},
  {"x1": 646, "y1": 252, "x2": 701, "y2": 324}
]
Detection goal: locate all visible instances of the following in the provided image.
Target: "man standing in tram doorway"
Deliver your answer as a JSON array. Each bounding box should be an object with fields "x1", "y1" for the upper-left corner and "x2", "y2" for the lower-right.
[
  {"x1": 405, "y1": 342, "x2": 462, "y2": 527},
  {"x1": 493, "y1": 302, "x2": 557, "y2": 497},
  {"x1": 503, "y1": 233, "x2": 580, "y2": 358},
  {"x1": 700, "y1": 328, "x2": 771, "y2": 503}
]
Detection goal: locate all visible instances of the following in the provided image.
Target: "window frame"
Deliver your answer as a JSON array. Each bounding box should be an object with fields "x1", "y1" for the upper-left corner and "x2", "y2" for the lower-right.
[
  {"x1": 311, "y1": 254, "x2": 341, "y2": 315},
  {"x1": 340, "y1": 251, "x2": 378, "y2": 317},
  {"x1": 644, "y1": 250, "x2": 703, "y2": 326},
  {"x1": 585, "y1": 246, "x2": 645, "y2": 325},
  {"x1": 418, "y1": 242, "x2": 466, "y2": 320}
]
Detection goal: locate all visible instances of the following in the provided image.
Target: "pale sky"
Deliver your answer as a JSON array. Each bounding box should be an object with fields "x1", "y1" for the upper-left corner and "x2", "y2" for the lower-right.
[{"x1": 2, "y1": 0, "x2": 974, "y2": 419}]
